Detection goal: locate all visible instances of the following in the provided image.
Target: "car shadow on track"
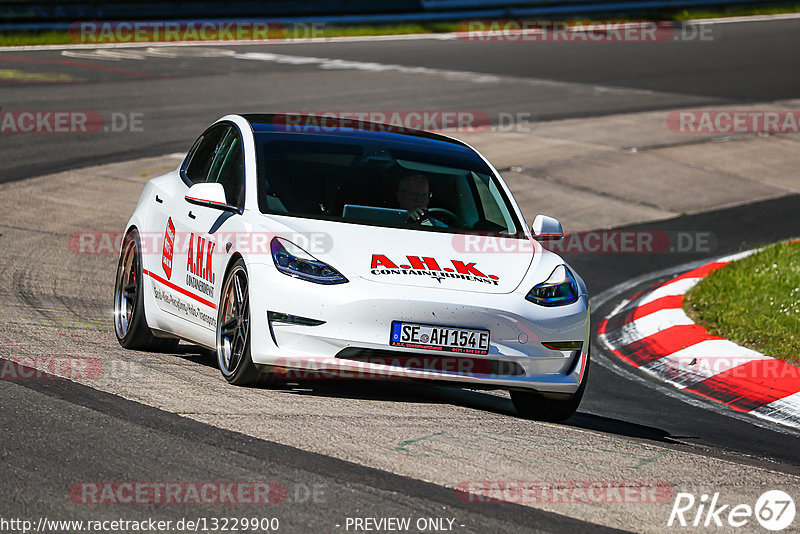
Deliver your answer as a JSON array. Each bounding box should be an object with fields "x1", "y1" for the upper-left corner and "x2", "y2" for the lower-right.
[
  {"x1": 169, "y1": 342, "x2": 678, "y2": 444},
  {"x1": 567, "y1": 413, "x2": 679, "y2": 443},
  {"x1": 283, "y1": 380, "x2": 680, "y2": 444},
  {"x1": 170, "y1": 343, "x2": 216, "y2": 364}
]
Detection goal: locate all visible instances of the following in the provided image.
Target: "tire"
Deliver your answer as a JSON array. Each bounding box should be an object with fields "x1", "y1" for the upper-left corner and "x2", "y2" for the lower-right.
[
  {"x1": 114, "y1": 230, "x2": 179, "y2": 352},
  {"x1": 216, "y1": 258, "x2": 264, "y2": 385},
  {"x1": 510, "y1": 353, "x2": 589, "y2": 422}
]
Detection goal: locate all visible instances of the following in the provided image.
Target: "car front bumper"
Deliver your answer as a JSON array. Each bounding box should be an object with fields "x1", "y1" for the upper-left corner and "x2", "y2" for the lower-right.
[{"x1": 247, "y1": 262, "x2": 590, "y2": 394}]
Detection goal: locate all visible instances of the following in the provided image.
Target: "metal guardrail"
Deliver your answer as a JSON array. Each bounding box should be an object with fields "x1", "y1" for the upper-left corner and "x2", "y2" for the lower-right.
[
  {"x1": 0, "y1": 0, "x2": 788, "y2": 32},
  {"x1": 0, "y1": 1, "x2": 420, "y2": 22}
]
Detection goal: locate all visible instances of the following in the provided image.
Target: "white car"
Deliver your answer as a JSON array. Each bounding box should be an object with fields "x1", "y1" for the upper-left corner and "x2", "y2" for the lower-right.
[{"x1": 114, "y1": 114, "x2": 590, "y2": 421}]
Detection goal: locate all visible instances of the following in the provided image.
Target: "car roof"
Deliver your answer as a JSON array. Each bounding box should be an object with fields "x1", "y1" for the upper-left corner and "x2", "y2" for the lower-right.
[{"x1": 241, "y1": 113, "x2": 474, "y2": 150}]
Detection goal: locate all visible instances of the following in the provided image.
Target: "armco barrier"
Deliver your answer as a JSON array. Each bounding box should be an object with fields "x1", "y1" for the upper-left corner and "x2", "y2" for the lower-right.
[{"x1": 0, "y1": 1, "x2": 420, "y2": 23}]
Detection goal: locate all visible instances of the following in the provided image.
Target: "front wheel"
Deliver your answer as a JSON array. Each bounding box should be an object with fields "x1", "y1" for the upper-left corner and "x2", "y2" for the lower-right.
[
  {"x1": 114, "y1": 230, "x2": 178, "y2": 352},
  {"x1": 510, "y1": 355, "x2": 589, "y2": 422},
  {"x1": 216, "y1": 259, "x2": 262, "y2": 385}
]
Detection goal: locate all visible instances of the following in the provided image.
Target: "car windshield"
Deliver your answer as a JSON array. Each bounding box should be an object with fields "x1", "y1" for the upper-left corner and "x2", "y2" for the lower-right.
[{"x1": 254, "y1": 134, "x2": 523, "y2": 236}]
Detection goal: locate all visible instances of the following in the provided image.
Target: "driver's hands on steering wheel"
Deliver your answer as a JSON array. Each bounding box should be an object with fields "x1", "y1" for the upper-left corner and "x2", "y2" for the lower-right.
[{"x1": 407, "y1": 207, "x2": 430, "y2": 223}]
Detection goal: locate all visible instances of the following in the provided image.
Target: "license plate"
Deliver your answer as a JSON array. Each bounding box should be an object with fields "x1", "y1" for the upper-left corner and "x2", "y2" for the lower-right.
[{"x1": 390, "y1": 321, "x2": 490, "y2": 355}]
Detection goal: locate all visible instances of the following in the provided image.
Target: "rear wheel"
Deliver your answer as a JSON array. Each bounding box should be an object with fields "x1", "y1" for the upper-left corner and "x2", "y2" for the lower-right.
[
  {"x1": 114, "y1": 230, "x2": 178, "y2": 352},
  {"x1": 511, "y1": 355, "x2": 589, "y2": 422},
  {"x1": 216, "y1": 259, "x2": 264, "y2": 385}
]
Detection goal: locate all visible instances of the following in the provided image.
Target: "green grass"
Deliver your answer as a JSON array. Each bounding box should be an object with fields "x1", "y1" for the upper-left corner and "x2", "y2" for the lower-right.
[
  {"x1": 668, "y1": 4, "x2": 800, "y2": 20},
  {"x1": 0, "y1": 23, "x2": 461, "y2": 47},
  {"x1": 313, "y1": 23, "x2": 459, "y2": 37},
  {"x1": 684, "y1": 241, "x2": 800, "y2": 364},
  {"x1": 2, "y1": 4, "x2": 800, "y2": 47},
  {"x1": 0, "y1": 31, "x2": 73, "y2": 46}
]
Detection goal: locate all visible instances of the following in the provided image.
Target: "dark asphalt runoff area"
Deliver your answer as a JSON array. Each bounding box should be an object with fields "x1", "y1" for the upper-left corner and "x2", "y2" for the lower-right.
[
  {"x1": 1, "y1": 17, "x2": 799, "y2": 182},
  {"x1": 1, "y1": 373, "x2": 618, "y2": 534},
  {"x1": 0, "y1": 15, "x2": 799, "y2": 534}
]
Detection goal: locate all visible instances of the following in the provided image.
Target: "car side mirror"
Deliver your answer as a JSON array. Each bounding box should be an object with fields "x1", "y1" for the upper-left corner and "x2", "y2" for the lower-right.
[
  {"x1": 185, "y1": 183, "x2": 239, "y2": 213},
  {"x1": 531, "y1": 214, "x2": 564, "y2": 241}
]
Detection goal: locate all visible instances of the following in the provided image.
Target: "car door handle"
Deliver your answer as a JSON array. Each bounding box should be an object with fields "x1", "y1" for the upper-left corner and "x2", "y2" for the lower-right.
[
  {"x1": 155, "y1": 195, "x2": 163, "y2": 203},
  {"x1": 188, "y1": 211, "x2": 196, "y2": 219}
]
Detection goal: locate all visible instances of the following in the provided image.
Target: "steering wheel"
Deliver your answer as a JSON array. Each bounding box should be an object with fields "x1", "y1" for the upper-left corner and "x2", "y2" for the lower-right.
[{"x1": 427, "y1": 208, "x2": 460, "y2": 227}]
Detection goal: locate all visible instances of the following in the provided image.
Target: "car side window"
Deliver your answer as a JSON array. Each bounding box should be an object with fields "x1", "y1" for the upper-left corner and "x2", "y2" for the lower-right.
[
  {"x1": 184, "y1": 124, "x2": 230, "y2": 184},
  {"x1": 470, "y1": 172, "x2": 515, "y2": 233},
  {"x1": 205, "y1": 128, "x2": 245, "y2": 209}
]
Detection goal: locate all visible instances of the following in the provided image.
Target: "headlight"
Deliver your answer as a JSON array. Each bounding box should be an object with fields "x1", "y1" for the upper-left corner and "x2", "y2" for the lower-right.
[
  {"x1": 526, "y1": 265, "x2": 579, "y2": 307},
  {"x1": 270, "y1": 237, "x2": 348, "y2": 285}
]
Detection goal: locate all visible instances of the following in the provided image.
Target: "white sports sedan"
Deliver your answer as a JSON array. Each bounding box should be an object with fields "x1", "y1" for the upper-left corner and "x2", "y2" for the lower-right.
[{"x1": 114, "y1": 114, "x2": 590, "y2": 421}]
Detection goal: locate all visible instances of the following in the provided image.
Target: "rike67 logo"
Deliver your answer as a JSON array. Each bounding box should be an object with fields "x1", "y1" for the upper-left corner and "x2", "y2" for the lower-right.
[{"x1": 668, "y1": 490, "x2": 795, "y2": 531}]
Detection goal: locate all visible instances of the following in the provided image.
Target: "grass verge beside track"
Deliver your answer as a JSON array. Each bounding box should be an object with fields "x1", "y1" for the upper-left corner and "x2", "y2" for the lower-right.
[
  {"x1": 685, "y1": 241, "x2": 800, "y2": 364},
  {"x1": 2, "y1": 4, "x2": 800, "y2": 47},
  {"x1": 0, "y1": 24, "x2": 458, "y2": 47}
]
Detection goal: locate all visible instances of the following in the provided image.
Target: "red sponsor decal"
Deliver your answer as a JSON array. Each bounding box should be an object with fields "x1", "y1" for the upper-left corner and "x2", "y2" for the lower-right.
[
  {"x1": 143, "y1": 269, "x2": 216, "y2": 309},
  {"x1": 452, "y1": 260, "x2": 486, "y2": 277},
  {"x1": 186, "y1": 233, "x2": 215, "y2": 284},
  {"x1": 369, "y1": 254, "x2": 500, "y2": 282},
  {"x1": 162, "y1": 217, "x2": 175, "y2": 279}
]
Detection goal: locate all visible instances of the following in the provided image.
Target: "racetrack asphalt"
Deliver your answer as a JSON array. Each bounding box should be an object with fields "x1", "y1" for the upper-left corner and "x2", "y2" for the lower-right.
[
  {"x1": 2, "y1": 17, "x2": 800, "y2": 182},
  {"x1": 1, "y1": 16, "x2": 799, "y2": 533}
]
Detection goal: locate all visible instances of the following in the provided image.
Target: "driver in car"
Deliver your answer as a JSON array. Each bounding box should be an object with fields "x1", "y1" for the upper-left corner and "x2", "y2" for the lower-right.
[{"x1": 396, "y1": 173, "x2": 447, "y2": 227}]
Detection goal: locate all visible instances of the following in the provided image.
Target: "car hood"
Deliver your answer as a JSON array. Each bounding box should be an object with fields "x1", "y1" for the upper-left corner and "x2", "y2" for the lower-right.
[{"x1": 263, "y1": 215, "x2": 542, "y2": 294}]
